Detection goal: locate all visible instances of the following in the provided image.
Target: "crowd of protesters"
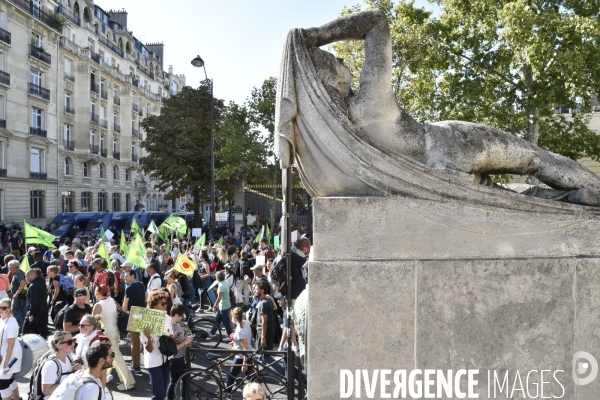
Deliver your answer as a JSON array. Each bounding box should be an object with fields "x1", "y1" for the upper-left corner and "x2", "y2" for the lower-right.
[{"x1": 0, "y1": 218, "x2": 310, "y2": 400}]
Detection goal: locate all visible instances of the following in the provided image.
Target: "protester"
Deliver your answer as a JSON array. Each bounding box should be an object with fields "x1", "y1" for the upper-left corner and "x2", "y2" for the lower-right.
[
  {"x1": 166, "y1": 304, "x2": 193, "y2": 400},
  {"x1": 73, "y1": 314, "x2": 101, "y2": 368},
  {"x1": 7, "y1": 260, "x2": 25, "y2": 330},
  {"x1": 142, "y1": 290, "x2": 172, "y2": 400},
  {"x1": 41, "y1": 331, "x2": 80, "y2": 399},
  {"x1": 23, "y1": 269, "x2": 48, "y2": 336},
  {"x1": 165, "y1": 270, "x2": 182, "y2": 305},
  {"x1": 242, "y1": 382, "x2": 266, "y2": 400},
  {"x1": 0, "y1": 297, "x2": 22, "y2": 400},
  {"x1": 254, "y1": 279, "x2": 275, "y2": 351},
  {"x1": 122, "y1": 269, "x2": 145, "y2": 373},
  {"x1": 210, "y1": 271, "x2": 232, "y2": 336},
  {"x1": 73, "y1": 342, "x2": 113, "y2": 400},
  {"x1": 236, "y1": 251, "x2": 253, "y2": 306},
  {"x1": 92, "y1": 284, "x2": 135, "y2": 391},
  {"x1": 146, "y1": 263, "x2": 161, "y2": 294},
  {"x1": 63, "y1": 289, "x2": 92, "y2": 334},
  {"x1": 225, "y1": 307, "x2": 253, "y2": 391},
  {"x1": 73, "y1": 275, "x2": 90, "y2": 304}
]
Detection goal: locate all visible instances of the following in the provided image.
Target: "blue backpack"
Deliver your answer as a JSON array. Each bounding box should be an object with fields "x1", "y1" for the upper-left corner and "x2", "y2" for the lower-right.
[{"x1": 58, "y1": 275, "x2": 75, "y2": 296}]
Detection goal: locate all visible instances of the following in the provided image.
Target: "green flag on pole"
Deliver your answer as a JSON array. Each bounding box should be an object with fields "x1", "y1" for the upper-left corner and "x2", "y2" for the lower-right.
[
  {"x1": 96, "y1": 242, "x2": 111, "y2": 267},
  {"x1": 161, "y1": 216, "x2": 187, "y2": 237},
  {"x1": 266, "y1": 224, "x2": 271, "y2": 244},
  {"x1": 130, "y1": 219, "x2": 141, "y2": 236},
  {"x1": 120, "y1": 230, "x2": 127, "y2": 252},
  {"x1": 195, "y1": 233, "x2": 206, "y2": 249},
  {"x1": 23, "y1": 220, "x2": 55, "y2": 248},
  {"x1": 274, "y1": 235, "x2": 280, "y2": 250},
  {"x1": 148, "y1": 220, "x2": 159, "y2": 234},
  {"x1": 19, "y1": 255, "x2": 30, "y2": 273},
  {"x1": 166, "y1": 236, "x2": 171, "y2": 255},
  {"x1": 218, "y1": 236, "x2": 223, "y2": 246},
  {"x1": 99, "y1": 226, "x2": 106, "y2": 242}
]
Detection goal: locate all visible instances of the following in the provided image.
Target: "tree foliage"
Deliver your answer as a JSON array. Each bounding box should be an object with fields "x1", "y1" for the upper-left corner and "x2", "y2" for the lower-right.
[
  {"x1": 139, "y1": 83, "x2": 225, "y2": 223},
  {"x1": 332, "y1": 0, "x2": 600, "y2": 161}
]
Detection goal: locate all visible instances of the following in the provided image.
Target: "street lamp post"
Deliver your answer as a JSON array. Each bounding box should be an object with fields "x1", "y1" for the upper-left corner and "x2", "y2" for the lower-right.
[{"x1": 191, "y1": 55, "x2": 215, "y2": 228}]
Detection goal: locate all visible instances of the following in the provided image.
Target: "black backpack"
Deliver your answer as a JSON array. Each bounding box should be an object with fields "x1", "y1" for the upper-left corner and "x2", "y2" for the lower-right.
[
  {"x1": 28, "y1": 354, "x2": 73, "y2": 400},
  {"x1": 159, "y1": 335, "x2": 177, "y2": 357},
  {"x1": 53, "y1": 303, "x2": 72, "y2": 330},
  {"x1": 271, "y1": 258, "x2": 287, "y2": 288}
]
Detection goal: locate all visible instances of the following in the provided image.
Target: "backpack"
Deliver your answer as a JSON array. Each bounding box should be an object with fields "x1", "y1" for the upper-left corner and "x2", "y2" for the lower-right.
[
  {"x1": 58, "y1": 275, "x2": 75, "y2": 296},
  {"x1": 272, "y1": 313, "x2": 283, "y2": 345},
  {"x1": 48, "y1": 370, "x2": 103, "y2": 400},
  {"x1": 150, "y1": 274, "x2": 165, "y2": 289},
  {"x1": 53, "y1": 303, "x2": 73, "y2": 329},
  {"x1": 158, "y1": 335, "x2": 177, "y2": 357},
  {"x1": 270, "y1": 258, "x2": 287, "y2": 289},
  {"x1": 28, "y1": 354, "x2": 73, "y2": 400},
  {"x1": 178, "y1": 274, "x2": 190, "y2": 299},
  {"x1": 106, "y1": 270, "x2": 116, "y2": 289}
]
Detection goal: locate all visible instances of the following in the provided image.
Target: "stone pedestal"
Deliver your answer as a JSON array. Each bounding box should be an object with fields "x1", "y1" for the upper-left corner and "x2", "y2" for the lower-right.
[{"x1": 308, "y1": 197, "x2": 600, "y2": 399}]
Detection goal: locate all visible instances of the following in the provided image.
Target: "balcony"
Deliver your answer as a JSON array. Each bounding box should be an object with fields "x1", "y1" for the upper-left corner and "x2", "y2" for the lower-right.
[
  {"x1": 29, "y1": 83, "x2": 50, "y2": 100},
  {"x1": 139, "y1": 109, "x2": 144, "y2": 118},
  {"x1": 114, "y1": 124, "x2": 121, "y2": 133},
  {"x1": 64, "y1": 105, "x2": 74, "y2": 114},
  {"x1": 100, "y1": 147, "x2": 107, "y2": 157},
  {"x1": 100, "y1": 119, "x2": 108, "y2": 129},
  {"x1": 90, "y1": 113, "x2": 99, "y2": 124},
  {"x1": 64, "y1": 140, "x2": 74, "y2": 151},
  {"x1": 131, "y1": 154, "x2": 138, "y2": 162},
  {"x1": 8, "y1": 0, "x2": 61, "y2": 32},
  {"x1": 101, "y1": 90, "x2": 107, "y2": 100},
  {"x1": 64, "y1": 72, "x2": 74, "y2": 82},
  {"x1": 132, "y1": 128, "x2": 139, "y2": 139},
  {"x1": 30, "y1": 127, "x2": 47, "y2": 137},
  {"x1": 56, "y1": 4, "x2": 80, "y2": 26},
  {"x1": 90, "y1": 83, "x2": 99, "y2": 93},
  {"x1": 30, "y1": 172, "x2": 47, "y2": 180},
  {"x1": 113, "y1": 151, "x2": 120, "y2": 160},
  {"x1": 132, "y1": 77, "x2": 139, "y2": 87},
  {"x1": 97, "y1": 35, "x2": 123, "y2": 57},
  {"x1": 0, "y1": 27, "x2": 10, "y2": 45},
  {"x1": 89, "y1": 144, "x2": 98, "y2": 154},
  {"x1": 134, "y1": 180, "x2": 146, "y2": 189},
  {"x1": 132, "y1": 103, "x2": 138, "y2": 112},
  {"x1": 0, "y1": 71, "x2": 9, "y2": 86},
  {"x1": 30, "y1": 45, "x2": 51, "y2": 65},
  {"x1": 0, "y1": 120, "x2": 5, "y2": 128},
  {"x1": 91, "y1": 52, "x2": 100, "y2": 64},
  {"x1": 0, "y1": 169, "x2": 6, "y2": 177},
  {"x1": 114, "y1": 97, "x2": 120, "y2": 106}
]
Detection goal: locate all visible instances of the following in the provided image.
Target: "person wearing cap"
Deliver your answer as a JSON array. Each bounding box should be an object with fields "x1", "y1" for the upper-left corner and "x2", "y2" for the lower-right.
[
  {"x1": 23, "y1": 268, "x2": 48, "y2": 337},
  {"x1": 7, "y1": 260, "x2": 26, "y2": 330},
  {"x1": 246, "y1": 263, "x2": 271, "y2": 296},
  {"x1": 20, "y1": 246, "x2": 36, "y2": 266},
  {"x1": 63, "y1": 288, "x2": 93, "y2": 334}
]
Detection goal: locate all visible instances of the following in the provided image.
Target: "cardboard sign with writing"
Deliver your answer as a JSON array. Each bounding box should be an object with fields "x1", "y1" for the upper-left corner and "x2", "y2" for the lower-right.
[{"x1": 127, "y1": 306, "x2": 171, "y2": 336}]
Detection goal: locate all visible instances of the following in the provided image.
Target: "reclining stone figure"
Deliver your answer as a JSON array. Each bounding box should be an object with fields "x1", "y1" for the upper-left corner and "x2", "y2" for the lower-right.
[{"x1": 275, "y1": 10, "x2": 600, "y2": 206}]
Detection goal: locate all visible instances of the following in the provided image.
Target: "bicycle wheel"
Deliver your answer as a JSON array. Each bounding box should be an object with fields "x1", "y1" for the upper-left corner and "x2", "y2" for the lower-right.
[
  {"x1": 257, "y1": 374, "x2": 288, "y2": 399},
  {"x1": 175, "y1": 368, "x2": 222, "y2": 400},
  {"x1": 189, "y1": 317, "x2": 223, "y2": 349}
]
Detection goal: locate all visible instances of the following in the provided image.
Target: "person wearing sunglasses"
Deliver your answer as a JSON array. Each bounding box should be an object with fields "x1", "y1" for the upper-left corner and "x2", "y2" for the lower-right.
[
  {"x1": 73, "y1": 342, "x2": 114, "y2": 400},
  {"x1": 143, "y1": 290, "x2": 172, "y2": 400},
  {"x1": 73, "y1": 314, "x2": 100, "y2": 369},
  {"x1": 0, "y1": 298, "x2": 22, "y2": 400},
  {"x1": 41, "y1": 331, "x2": 81, "y2": 399},
  {"x1": 92, "y1": 284, "x2": 135, "y2": 391}
]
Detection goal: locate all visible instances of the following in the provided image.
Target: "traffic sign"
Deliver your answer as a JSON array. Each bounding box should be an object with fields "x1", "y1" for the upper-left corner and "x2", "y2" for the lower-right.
[
  {"x1": 215, "y1": 212, "x2": 228, "y2": 222},
  {"x1": 179, "y1": 204, "x2": 187, "y2": 212},
  {"x1": 179, "y1": 197, "x2": 187, "y2": 205}
]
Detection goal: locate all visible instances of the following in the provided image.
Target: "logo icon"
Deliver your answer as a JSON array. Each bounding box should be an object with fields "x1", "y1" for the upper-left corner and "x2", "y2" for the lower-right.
[{"x1": 572, "y1": 351, "x2": 598, "y2": 385}]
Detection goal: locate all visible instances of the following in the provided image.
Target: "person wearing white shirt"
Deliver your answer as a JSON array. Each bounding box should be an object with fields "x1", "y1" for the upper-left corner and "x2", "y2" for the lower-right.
[
  {"x1": 74, "y1": 342, "x2": 114, "y2": 400},
  {"x1": 146, "y1": 264, "x2": 162, "y2": 296},
  {"x1": 41, "y1": 331, "x2": 80, "y2": 399},
  {"x1": 0, "y1": 299, "x2": 22, "y2": 400}
]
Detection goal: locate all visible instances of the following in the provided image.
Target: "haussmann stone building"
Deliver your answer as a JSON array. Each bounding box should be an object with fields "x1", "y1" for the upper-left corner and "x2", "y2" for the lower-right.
[{"x1": 0, "y1": 0, "x2": 185, "y2": 226}]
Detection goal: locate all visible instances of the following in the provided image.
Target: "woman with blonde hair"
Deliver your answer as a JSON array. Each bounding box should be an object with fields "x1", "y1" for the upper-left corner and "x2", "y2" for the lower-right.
[
  {"x1": 92, "y1": 284, "x2": 135, "y2": 391},
  {"x1": 165, "y1": 269, "x2": 182, "y2": 305},
  {"x1": 143, "y1": 290, "x2": 172, "y2": 400},
  {"x1": 73, "y1": 314, "x2": 100, "y2": 367},
  {"x1": 41, "y1": 331, "x2": 80, "y2": 399},
  {"x1": 0, "y1": 298, "x2": 21, "y2": 400}
]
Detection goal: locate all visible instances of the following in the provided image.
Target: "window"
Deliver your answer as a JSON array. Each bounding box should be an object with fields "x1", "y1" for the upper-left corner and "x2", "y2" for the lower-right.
[
  {"x1": 0, "y1": 142, "x2": 4, "y2": 169},
  {"x1": 64, "y1": 92, "x2": 71, "y2": 108},
  {"x1": 81, "y1": 192, "x2": 92, "y2": 211},
  {"x1": 30, "y1": 148, "x2": 43, "y2": 173},
  {"x1": 31, "y1": 107, "x2": 43, "y2": 129},
  {"x1": 100, "y1": 135, "x2": 105, "y2": 151},
  {"x1": 146, "y1": 104, "x2": 149, "y2": 117},
  {"x1": 97, "y1": 192, "x2": 107, "y2": 211},
  {"x1": 113, "y1": 86, "x2": 118, "y2": 98},
  {"x1": 113, "y1": 165, "x2": 118, "y2": 180},
  {"x1": 64, "y1": 158, "x2": 71, "y2": 175},
  {"x1": 30, "y1": 190, "x2": 44, "y2": 218},
  {"x1": 63, "y1": 124, "x2": 72, "y2": 149},
  {"x1": 99, "y1": 163, "x2": 105, "y2": 179},
  {"x1": 83, "y1": 162, "x2": 89, "y2": 177},
  {"x1": 65, "y1": 58, "x2": 72, "y2": 75},
  {"x1": 62, "y1": 191, "x2": 74, "y2": 212},
  {"x1": 113, "y1": 139, "x2": 118, "y2": 153},
  {"x1": 31, "y1": 32, "x2": 42, "y2": 48},
  {"x1": 90, "y1": 100, "x2": 96, "y2": 115},
  {"x1": 125, "y1": 193, "x2": 130, "y2": 211},
  {"x1": 113, "y1": 113, "x2": 118, "y2": 126},
  {"x1": 112, "y1": 193, "x2": 120, "y2": 211},
  {"x1": 125, "y1": 169, "x2": 130, "y2": 181},
  {"x1": 90, "y1": 131, "x2": 95, "y2": 146},
  {"x1": 30, "y1": 69, "x2": 41, "y2": 86}
]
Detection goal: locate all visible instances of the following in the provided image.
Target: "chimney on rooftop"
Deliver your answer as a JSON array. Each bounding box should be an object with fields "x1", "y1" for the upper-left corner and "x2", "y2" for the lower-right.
[
  {"x1": 108, "y1": 9, "x2": 128, "y2": 30},
  {"x1": 168, "y1": 65, "x2": 173, "y2": 74}
]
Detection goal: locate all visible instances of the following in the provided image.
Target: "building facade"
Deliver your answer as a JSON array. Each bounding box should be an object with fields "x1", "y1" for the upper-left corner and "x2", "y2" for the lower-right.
[{"x1": 0, "y1": 0, "x2": 184, "y2": 225}]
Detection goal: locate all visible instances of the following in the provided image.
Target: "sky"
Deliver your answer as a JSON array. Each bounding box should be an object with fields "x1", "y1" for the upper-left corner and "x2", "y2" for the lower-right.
[{"x1": 94, "y1": 0, "x2": 438, "y2": 106}]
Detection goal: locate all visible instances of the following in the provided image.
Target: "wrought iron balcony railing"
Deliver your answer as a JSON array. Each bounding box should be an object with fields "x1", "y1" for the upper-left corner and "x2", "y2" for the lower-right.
[
  {"x1": 114, "y1": 124, "x2": 121, "y2": 133},
  {"x1": 132, "y1": 103, "x2": 138, "y2": 112},
  {"x1": 101, "y1": 90, "x2": 107, "y2": 100},
  {"x1": 56, "y1": 4, "x2": 80, "y2": 26},
  {"x1": 90, "y1": 83, "x2": 99, "y2": 93},
  {"x1": 64, "y1": 72, "x2": 74, "y2": 82},
  {"x1": 0, "y1": 27, "x2": 11, "y2": 45},
  {"x1": 114, "y1": 97, "x2": 120, "y2": 106},
  {"x1": 91, "y1": 52, "x2": 101, "y2": 64},
  {"x1": 131, "y1": 154, "x2": 138, "y2": 162},
  {"x1": 90, "y1": 113, "x2": 99, "y2": 124},
  {"x1": 30, "y1": 45, "x2": 51, "y2": 64},
  {"x1": 100, "y1": 147, "x2": 107, "y2": 157},
  {"x1": 132, "y1": 128, "x2": 139, "y2": 138},
  {"x1": 89, "y1": 143, "x2": 98, "y2": 154},
  {"x1": 0, "y1": 71, "x2": 9, "y2": 86},
  {"x1": 64, "y1": 105, "x2": 74, "y2": 114},
  {"x1": 30, "y1": 171, "x2": 47, "y2": 180},
  {"x1": 100, "y1": 119, "x2": 108, "y2": 129},
  {"x1": 0, "y1": 169, "x2": 6, "y2": 177},
  {"x1": 0, "y1": 120, "x2": 5, "y2": 128},
  {"x1": 30, "y1": 127, "x2": 47, "y2": 137},
  {"x1": 64, "y1": 140, "x2": 74, "y2": 151},
  {"x1": 29, "y1": 83, "x2": 50, "y2": 100},
  {"x1": 113, "y1": 151, "x2": 120, "y2": 160}
]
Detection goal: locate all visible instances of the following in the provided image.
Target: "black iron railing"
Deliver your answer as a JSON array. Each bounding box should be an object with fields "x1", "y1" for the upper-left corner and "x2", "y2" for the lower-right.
[
  {"x1": 64, "y1": 140, "x2": 74, "y2": 151},
  {"x1": 29, "y1": 83, "x2": 50, "y2": 100},
  {"x1": 114, "y1": 124, "x2": 121, "y2": 133},
  {"x1": 89, "y1": 144, "x2": 98, "y2": 154},
  {"x1": 91, "y1": 52, "x2": 100, "y2": 64},
  {"x1": 30, "y1": 45, "x2": 51, "y2": 64},
  {"x1": 132, "y1": 128, "x2": 139, "y2": 138},
  {"x1": 90, "y1": 113, "x2": 99, "y2": 123},
  {"x1": 30, "y1": 171, "x2": 47, "y2": 180},
  {"x1": 8, "y1": 0, "x2": 61, "y2": 31},
  {"x1": 64, "y1": 105, "x2": 74, "y2": 114},
  {"x1": 101, "y1": 90, "x2": 107, "y2": 100},
  {"x1": 90, "y1": 83, "x2": 99, "y2": 93},
  {"x1": 64, "y1": 72, "x2": 75, "y2": 82},
  {"x1": 113, "y1": 151, "x2": 120, "y2": 160},
  {"x1": 100, "y1": 119, "x2": 108, "y2": 129},
  {"x1": 0, "y1": 120, "x2": 5, "y2": 128},
  {"x1": 0, "y1": 169, "x2": 6, "y2": 177},
  {"x1": 30, "y1": 127, "x2": 47, "y2": 137},
  {"x1": 131, "y1": 154, "x2": 138, "y2": 162},
  {"x1": 132, "y1": 103, "x2": 138, "y2": 112},
  {"x1": 132, "y1": 77, "x2": 139, "y2": 87},
  {"x1": 0, "y1": 27, "x2": 10, "y2": 45},
  {"x1": 0, "y1": 71, "x2": 9, "y2": 86},
  {"x1": 56, "y1": 4, "x2": 80, "y2": 26},
  {"x1": 98, "y1": 35, "x2": 123, "y2": 57},
  {"x1": 114, "y1": 97, "x2": 120, "y2": 106},
  {"x1": 100, "y1": 147, "x2": 107, "y2": 157}
]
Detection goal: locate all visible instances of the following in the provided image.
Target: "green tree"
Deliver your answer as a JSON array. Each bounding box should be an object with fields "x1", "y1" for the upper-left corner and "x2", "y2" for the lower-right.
[
  {"x1": 332, "y1": 0, "x2": 600, "y2": 165},
  {"x1": 140, "y1": 83, "x2": 225, "y2": 227}
]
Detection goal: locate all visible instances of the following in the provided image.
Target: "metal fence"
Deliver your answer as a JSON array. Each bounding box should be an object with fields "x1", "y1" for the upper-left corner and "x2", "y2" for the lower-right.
[{"x1": 244, "y1": 184, "x2": 312, "y2": 230}]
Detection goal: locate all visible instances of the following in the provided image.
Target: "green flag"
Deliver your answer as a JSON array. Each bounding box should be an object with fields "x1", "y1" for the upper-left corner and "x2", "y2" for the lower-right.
[
  {"x1": 126, "y1": 233, "x2": 146, "y2": 268},
  {"x1": 96, "y1": 242, "x2": 111, "y2": 267},
  {"x1": 120, "y1": 230, "x2": 127, "y2": 252},
  {"x1": 161, "y1": 216, "x2": 187, "y2": 237},
  {"x1": 166, "y1": 236, "x2": 171, "y2": 255},
  {"x1": 130, "y1": 219, "x2": 141, "y2": 236},
  {"x1": 266, "y1": 224, "x2": 271, "y2": 244},
  {"x1": 19, "y1": 255, "x2": 30, "y2": 273},
  {"x1": 274, "y1": 235, "x2": 280, "y2": 250},
  {"x1": 24, "y1": 220, "x2": 55, "y2": 248},
  {"x1": 148, "y1": 220, "x2": 159, "y2": 234},
  {"x1": 195, "y1": 233, "x2": 206, "y2": 249},
  {"x1": 218, "y1": 236, "x2": 223, "y2": 246},
  {"x1": 99, "y1": 226, "x2": 106, "y2": 242}
]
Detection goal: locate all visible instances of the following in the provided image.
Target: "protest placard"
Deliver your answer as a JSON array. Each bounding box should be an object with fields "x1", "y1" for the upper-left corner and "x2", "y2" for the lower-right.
[{"x1": 127, "y1": 306, "x2": 171, "y2": 335}]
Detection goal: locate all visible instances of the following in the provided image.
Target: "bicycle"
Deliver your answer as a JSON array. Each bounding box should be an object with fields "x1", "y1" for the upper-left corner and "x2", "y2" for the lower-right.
[{"x1": 175, "y1": 349, "x2": 297, "y2": 399}]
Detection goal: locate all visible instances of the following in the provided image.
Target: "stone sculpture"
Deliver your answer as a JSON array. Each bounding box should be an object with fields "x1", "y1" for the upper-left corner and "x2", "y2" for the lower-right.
[{"x1": 275, "y1": 10, "x2": 600, "y2": 207}]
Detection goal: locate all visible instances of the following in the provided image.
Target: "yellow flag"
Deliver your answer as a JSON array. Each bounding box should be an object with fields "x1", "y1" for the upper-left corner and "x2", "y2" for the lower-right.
[
  {"x1": 173, "y1": 253, "x2": 196, "y2": 277},
  {"x1": 19, "y1": 255, "x2": 30, "y2": 273}
]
